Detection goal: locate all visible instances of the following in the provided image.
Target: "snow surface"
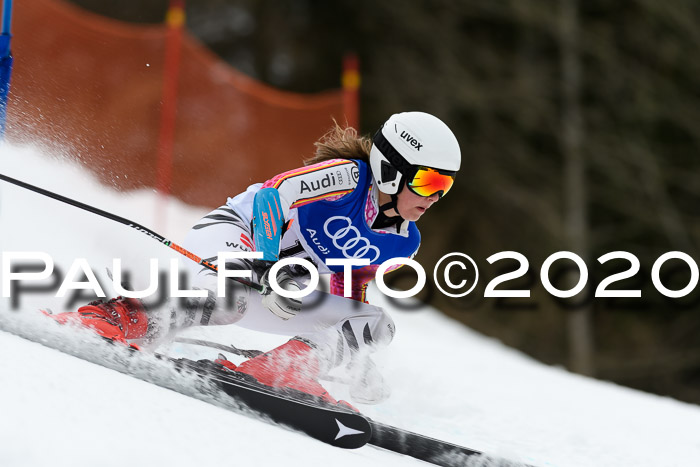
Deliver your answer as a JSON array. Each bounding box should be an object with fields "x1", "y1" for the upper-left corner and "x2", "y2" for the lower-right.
[{"x1": 2, "y1": 143, "x2": 700, "y2": 467}]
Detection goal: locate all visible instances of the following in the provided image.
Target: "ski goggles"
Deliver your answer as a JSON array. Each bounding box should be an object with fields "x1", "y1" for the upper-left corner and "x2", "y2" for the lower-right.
[{"x1": 406, "y1": 166, "x2": 457, "y2": 198}]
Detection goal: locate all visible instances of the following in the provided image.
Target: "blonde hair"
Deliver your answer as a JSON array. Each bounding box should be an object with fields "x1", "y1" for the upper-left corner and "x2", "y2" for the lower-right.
[{"x1": 304, "y1": 120, "x2": 372, "y2": 166}]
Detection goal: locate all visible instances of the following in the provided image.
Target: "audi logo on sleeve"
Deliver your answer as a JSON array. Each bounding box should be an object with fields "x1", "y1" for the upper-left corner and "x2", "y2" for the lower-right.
[{"x1": 351, "y1": 165, "x2": 360, "y2": 183}]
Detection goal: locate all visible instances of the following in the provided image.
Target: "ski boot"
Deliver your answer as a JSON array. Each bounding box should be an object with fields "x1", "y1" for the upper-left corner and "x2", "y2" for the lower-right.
[
  {"x1": 233, "y1": 338, "x2": 357, "y2": 411},
  {"x1": 44, "y1": 297, "x2": 148, "y2": 350}
]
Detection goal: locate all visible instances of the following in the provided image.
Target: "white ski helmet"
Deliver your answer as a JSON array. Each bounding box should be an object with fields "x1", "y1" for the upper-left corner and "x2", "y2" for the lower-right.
[{"x1": 369, "y1": 111, "x2": 461, "y2": 197}]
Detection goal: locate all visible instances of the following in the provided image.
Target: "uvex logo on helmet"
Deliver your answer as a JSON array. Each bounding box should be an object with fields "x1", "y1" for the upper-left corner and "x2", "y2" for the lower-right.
[{"x1": 400, "y1": 131, "x2": 423, "y2": 151}]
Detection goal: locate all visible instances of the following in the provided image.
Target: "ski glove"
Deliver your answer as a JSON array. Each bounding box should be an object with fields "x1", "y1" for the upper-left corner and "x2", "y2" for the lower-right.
[{"x1": 253, "y1": 260, "x2": 303, "y2": 320}]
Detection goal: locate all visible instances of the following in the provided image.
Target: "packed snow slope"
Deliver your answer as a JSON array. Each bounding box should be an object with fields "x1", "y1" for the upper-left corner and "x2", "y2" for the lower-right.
[{"x1": 2, "y1": 143, "x2": 700, "y2": 467}]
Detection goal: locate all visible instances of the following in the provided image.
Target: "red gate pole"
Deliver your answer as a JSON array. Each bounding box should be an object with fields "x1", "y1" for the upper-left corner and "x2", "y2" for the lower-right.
[
  {"x1": 342, "y1": 53, "x2": 360, "y2": 130},
  {"x1": 155, "y1": 0, "x2": 185, "y2": 230}
]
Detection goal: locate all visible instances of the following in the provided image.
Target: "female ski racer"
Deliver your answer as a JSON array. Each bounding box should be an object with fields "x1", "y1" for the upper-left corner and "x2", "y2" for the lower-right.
[{"x1": 50, "y1": 111, "x2": 461, "y2": 406}]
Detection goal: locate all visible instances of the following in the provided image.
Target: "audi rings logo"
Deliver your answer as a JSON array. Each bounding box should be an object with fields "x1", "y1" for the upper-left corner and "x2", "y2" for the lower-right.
[{"x1": 323, "y1": 216, "x2": 381, "y2": 262}]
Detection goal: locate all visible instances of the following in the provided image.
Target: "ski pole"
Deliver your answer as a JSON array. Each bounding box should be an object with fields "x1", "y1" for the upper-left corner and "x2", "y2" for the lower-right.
[
  {"x1": 0, "y1": 172, "x2": 264, "y2": 292},
  {"x1": 172, "y1": 337, "x2": 264, "y2": 358}
]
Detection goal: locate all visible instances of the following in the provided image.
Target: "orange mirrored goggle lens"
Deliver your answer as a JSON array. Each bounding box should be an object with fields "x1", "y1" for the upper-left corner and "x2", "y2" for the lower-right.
[{"x1": 407, "y1": 167, "x2": 456, "y2": 198}]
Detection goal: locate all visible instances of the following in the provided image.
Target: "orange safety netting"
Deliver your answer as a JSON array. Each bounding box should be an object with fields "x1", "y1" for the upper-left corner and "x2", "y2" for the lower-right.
[{"x1": 7, "y1": 0, "x2": 349, "y2": 208}]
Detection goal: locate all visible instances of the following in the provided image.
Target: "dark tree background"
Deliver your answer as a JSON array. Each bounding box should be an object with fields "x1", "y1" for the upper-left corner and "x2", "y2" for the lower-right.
[{"x1": 68, "y1": 0, "x2": 700, "y2": 403}]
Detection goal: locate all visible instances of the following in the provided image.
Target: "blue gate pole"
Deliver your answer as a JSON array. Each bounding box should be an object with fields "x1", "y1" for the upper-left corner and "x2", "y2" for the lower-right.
[{"x1": 0, "y1": 0, "x2": 14, "y2": 140}]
